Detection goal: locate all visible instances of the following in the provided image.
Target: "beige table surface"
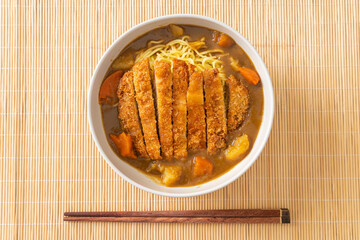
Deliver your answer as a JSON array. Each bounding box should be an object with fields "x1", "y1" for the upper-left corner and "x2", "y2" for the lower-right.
[{"x1": 1, "y1": 0, "x2": 359, "y2": 239}]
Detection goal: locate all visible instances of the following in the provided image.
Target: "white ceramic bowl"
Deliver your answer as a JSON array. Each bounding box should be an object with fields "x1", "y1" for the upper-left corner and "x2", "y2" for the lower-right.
[{"x1": 88, "y1": 14, "x2": 274, "y2": 197}]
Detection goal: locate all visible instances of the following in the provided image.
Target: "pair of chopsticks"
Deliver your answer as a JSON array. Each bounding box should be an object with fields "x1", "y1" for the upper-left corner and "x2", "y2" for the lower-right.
[{"x1": 64, "y1": 209, "x2": 290, "y2": 224}]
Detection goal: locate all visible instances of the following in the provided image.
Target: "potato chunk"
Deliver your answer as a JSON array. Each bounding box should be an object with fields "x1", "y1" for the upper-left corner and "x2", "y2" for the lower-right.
[
  {"x1": 112, "y1": 52, "x2": 134, "y2": 70},
  {"x1": 192, "y1": 156, "x2": 214, "y2": 178},
  {"x1": 158, "y1": 165, "x2": 182, "y2": 186},
  {"x1": 168, "y1": 24, "x2": 184, "y2": 37},
  {"x1": 225, "y1": 134, "x2": 250, "y2": 161}
]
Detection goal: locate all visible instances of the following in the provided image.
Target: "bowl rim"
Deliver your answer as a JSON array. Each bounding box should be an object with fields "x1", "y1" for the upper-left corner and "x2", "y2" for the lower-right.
[{"x1": 87, "y1": 14, "x2": 274, "y2": 197}]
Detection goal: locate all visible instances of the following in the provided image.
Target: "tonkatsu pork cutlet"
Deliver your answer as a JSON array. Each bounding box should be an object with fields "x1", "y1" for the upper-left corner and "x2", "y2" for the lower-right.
[
  {"x1": 154, "y1": 60, "x2": 173, "y2": 159},
  {"x1": 187, "y1": 63, "x2": 196, "y2": 76},
  {"x1": 204, "y1": 69, "x2": 227, "y2": 154},
  {"x1": 172, "y1": 59, "x2": 189, "y2": 159},
  {"x1": 133, "y1": 58, "x2": 161, "y2": 160},
  {"x1": 227, "y1": 75, "x2": 249, "y2": 132},
  {"x1": 187, "y1": 71, "x2": 206, "y2": 150},
  {"x1": 117, "y1": 71, "x2": 149, "y2": 158}
]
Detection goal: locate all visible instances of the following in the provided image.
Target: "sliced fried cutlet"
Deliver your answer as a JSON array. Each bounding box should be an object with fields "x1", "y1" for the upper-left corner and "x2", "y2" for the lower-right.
[
  {"x1": 172, "y1": 59, "x2": 189, "y2": 159},
  {"x1": 187, "y1": 62, "x2": 196, "y2": 76},
  {"x1": 133, "y1": 58, "x2": 161, "y2": 160},
  {"x1": 154, "y1": 60, "x2": 173, "y2": 159},
  {"x1": 204, "y1": 68, "x2": 227, "y2": 154},
  {"x1": 187, "y1": 71, "x2": 206, "y2": 151},
  {"x1": 117, "y1": 71, "x2": 149, "y2": 158},
  {"x1": 227, "y1": 75, "x2": 249, "y2": 132}
]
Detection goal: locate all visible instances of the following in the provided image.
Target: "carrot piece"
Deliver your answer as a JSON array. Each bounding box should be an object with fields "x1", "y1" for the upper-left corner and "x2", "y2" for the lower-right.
[
  {"x1": 237, "y1": 67, "x2": 260, "y2": 85},
  {"x1": 217, "y1": 34, "x2": 234, "y2": 48},
  {"x1": 110, "y1": 132, "x2": 136, "y2": 159},
  {"x1": 98, "y1": 70, "x2": 124, "y2": 104},
  {"x1": 192, "y1": 156, "x2": 214, "y2": 178}
]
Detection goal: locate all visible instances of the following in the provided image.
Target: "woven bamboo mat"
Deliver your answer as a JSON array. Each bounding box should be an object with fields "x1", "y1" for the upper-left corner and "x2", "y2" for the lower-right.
[{"x1": 1, "y1": 0, "x2": 359, "y2": 239}]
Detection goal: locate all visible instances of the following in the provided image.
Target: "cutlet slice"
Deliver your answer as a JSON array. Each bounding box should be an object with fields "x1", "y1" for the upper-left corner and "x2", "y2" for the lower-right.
[
  {"x1": 187, "y1": 62, "x2": 196, "y2": 76},
  {"x1": 204, "y1": 69, "x2": 227, "y2": 154},
  {"x1": 117, "y1": 71, "x2": 149, "y2": 158},
  {"x1": 187, "y1": 71, "x2": 206, "y2": 150},
  {"x1": 172, "y1": 59, "x2": 189, "y2": 159},
  {"x1": 133, "y1": 58, "x2": 161, "y2": 160},
  {"x1": 154, "y1": 60, "x2": 173, "y2": 159},
  {"x1": 227, "y1": 75, "x2": 249, "y2": 132}
]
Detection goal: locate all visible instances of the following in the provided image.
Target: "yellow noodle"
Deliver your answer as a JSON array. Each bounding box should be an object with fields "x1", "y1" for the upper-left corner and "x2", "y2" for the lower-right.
[
  {"x1": 148, "y1": 40, "x2": 164, "y2": 46},
  {"x1": 135, "y1": 36, "x2": 228, "y2": 80}
]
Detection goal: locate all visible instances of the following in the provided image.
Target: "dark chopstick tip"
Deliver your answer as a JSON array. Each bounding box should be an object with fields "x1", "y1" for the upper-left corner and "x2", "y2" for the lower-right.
[{"x1": 280, "y1": 208, "x2": 290, "y2": 224}]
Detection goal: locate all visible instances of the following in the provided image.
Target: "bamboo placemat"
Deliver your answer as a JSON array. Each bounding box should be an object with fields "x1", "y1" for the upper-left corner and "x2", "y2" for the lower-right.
[{"x1": 1, "y1": 0, "x2": 359, "y2": 239}]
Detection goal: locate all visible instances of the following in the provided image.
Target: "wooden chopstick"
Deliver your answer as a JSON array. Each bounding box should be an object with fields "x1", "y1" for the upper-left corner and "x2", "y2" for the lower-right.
[
  {"x1": 64, "y1": 209, "x2": 290, "y2": 224},
  {"x1": 64, "y1": 216, "x2": 283, "y2": 223}
]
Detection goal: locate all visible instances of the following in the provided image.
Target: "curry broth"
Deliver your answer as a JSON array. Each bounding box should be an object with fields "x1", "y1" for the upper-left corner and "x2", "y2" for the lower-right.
[{"x1": 100, "y1": 25, "x2": 264, "y2": 186}]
